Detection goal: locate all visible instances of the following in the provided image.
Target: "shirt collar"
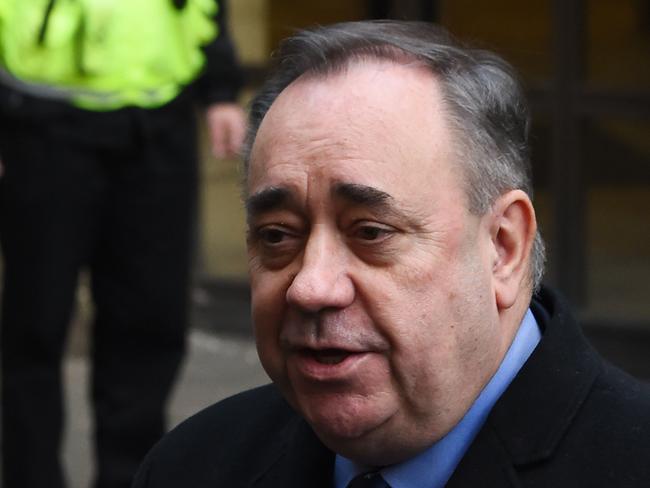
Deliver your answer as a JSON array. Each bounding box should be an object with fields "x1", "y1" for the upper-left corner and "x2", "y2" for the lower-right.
[{"x1": 334, "y1": 309, "x2": 541, "y2": 488}]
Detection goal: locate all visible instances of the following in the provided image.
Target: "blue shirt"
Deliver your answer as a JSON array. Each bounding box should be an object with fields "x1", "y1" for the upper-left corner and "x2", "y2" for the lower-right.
[{"x1": 334, "y1": 309, "x2": 541, "y2": 488}]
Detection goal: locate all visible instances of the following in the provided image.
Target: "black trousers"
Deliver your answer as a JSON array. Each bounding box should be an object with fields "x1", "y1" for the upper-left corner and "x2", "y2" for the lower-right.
[{"x1": 0, "y1": 92, "x2": 197, "y2": 488}]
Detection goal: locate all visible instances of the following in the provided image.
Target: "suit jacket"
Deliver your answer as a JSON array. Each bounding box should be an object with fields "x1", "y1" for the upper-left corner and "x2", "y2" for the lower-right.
[{"x1": 133, "y1": 287, "x2": 650, "y2": 487}]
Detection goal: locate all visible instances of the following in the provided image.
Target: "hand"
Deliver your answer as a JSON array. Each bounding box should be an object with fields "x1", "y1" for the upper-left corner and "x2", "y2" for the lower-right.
[{"x1": 205, "y1": 102, "x2": 247, "y2": 159}]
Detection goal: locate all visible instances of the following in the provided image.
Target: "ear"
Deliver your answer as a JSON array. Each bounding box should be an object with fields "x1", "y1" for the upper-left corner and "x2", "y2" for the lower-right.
[{"x1": 487, "y1": 190, "x2": 537, "y2": 310}]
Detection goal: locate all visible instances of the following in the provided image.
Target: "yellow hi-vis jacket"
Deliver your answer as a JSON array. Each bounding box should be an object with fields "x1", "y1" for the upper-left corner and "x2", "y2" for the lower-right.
[{"x1": 0, "y1": 0, "x2": 219, "y2": 110}]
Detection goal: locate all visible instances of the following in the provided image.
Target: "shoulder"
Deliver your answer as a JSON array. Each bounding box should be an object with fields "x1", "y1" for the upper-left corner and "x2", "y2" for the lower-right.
[
  {"x1": 510, "y1": 288, "x2": 650, "y2": 485},
  {"x1": 539, "y1": 363, "x2": 650, "y2": 486},
  {"x1": 133, "y1": 384, "x2": 299, "y2": 487},
  {"x1": 579, "y1": 361, "x2": 650, "y2": 447}
]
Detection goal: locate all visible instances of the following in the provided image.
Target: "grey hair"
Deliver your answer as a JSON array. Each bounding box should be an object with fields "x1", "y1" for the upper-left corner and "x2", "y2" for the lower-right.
[{"x1": 243, "y1": 20, "x2": 545, "y2": 291}]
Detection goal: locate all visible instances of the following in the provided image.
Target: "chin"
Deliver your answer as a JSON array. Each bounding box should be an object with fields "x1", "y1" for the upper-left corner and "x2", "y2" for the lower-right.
[
  {"x1": 316, "y1": 422, "x2": 417, "y2": 467},
  {"x1": 308, "y1": 406, "x2": 374, "y2": 440},
  {"x1": 297, "y1": 390, "x2": 396, "y2": 447},
  {"x1": 300, "y1": 392, "x2": 446, "y2": 466}
]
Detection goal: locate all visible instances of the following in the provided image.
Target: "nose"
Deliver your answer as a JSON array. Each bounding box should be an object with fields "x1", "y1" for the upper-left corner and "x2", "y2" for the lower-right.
[{"x1": 285, "y1": 227, "x2": 355, "y2": 313}]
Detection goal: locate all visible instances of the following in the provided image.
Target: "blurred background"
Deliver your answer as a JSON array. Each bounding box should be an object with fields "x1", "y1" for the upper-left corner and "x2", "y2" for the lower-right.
[{"x1": 2, "y1": 0, "x2": 648, "y2": 486}]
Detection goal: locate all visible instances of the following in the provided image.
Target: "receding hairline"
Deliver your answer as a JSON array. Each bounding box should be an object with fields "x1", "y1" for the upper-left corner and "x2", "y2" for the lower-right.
[
  {"x1": 242, "y1": 31, "x2": 466, "y2": 167},
  {"x1": 296, "y1": 43, "x2": 431, "y2": 78},
  {"x1": 247, "y1": 55, "x2": 469, "y2": 210},
  {"x1": 256, "y1": 53, "x2": 445, "y2": 127},
  {"x1": 250, "y1": 51, "x2": 435, "y2": 132}
]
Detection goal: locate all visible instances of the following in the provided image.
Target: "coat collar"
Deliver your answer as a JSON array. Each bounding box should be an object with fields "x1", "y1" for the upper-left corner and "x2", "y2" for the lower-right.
[
  {"x1": 448, "y1": 286, "x2": 601, "y2": 486},
  {"x1": 251, "y1": 415, "x2": 335, "y2": 488}
]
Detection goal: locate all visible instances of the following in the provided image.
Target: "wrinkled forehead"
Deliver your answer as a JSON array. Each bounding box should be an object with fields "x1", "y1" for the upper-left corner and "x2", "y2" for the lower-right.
[{"x1": 246, "y1": 59, "x2": 458, "y2": 196}]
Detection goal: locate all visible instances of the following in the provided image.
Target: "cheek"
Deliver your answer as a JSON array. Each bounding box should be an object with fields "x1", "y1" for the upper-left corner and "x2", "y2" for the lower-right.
[
  {"x1": 360, "y1": 258, "x2": 471, "y2": 381},
  {"x1": 251, "y1": 271, "x2": 291, "y2": 380},
  {"x1": 250, "y1": 266, "x2": 291, "y2": 321}
]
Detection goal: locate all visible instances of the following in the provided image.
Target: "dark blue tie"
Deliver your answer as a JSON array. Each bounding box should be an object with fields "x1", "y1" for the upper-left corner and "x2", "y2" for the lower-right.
[{"x1": 346, "y1": 471, "x2": 390, "y2": 488}]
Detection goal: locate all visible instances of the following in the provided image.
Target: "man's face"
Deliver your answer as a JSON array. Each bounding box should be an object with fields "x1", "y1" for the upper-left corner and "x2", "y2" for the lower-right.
[{"x1": 246, "y1": 61, "x2": 510, "y2": 464}]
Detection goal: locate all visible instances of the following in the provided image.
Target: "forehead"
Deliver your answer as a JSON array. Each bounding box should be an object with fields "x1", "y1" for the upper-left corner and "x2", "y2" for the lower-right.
[{"x1": 247, "y1": 59, "x2": 462, "y2": 208}]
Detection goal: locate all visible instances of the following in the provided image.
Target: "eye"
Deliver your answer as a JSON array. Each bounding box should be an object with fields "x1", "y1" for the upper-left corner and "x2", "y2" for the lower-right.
[
  {"x1": 254, "y1": 225, "x2": 296, "y2": 246},
  {"x1": 248, "y1": 223, "x2": 303, "y2": 269},
  {"x1": 352, "y1": 222, "x2": 395, "y2": 242},
  {"x1": 259, "y1": 227, "x2": 289, "y2": 244}
]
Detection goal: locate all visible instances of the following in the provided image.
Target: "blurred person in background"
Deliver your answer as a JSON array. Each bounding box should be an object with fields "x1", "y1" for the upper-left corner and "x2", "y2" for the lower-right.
[{"x1": 0, "y1": 1, "x2": 245, "y2": 487}]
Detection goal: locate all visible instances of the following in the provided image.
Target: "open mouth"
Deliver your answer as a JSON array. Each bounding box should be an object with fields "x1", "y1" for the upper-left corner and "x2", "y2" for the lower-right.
[
  {"x1": 290, "y1": 347, "x2": 373, "y2": 379},
  {"x1": 305, "y1": 348, "x2": 353, "y2": 365}
]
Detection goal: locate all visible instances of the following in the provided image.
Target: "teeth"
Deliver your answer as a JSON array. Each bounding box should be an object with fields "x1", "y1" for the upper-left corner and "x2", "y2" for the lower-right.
[{"x1": 312, "y1": 349, "x2": 349, "y2": 365}]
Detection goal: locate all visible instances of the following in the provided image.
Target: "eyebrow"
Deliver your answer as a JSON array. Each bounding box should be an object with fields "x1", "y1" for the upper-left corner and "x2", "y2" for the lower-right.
[
  {"x1": 245, "y1": 182, "x2": 417, "y2": 227},
  {"x1": 333, "y1": 182, "x2": 425, "y2": 230},
  {"x1": 332, "y1": 182, "x2": 393, "y2": 208},
  {"x1": 245, "y1": 186, "x2": 293, "y2": 220}
]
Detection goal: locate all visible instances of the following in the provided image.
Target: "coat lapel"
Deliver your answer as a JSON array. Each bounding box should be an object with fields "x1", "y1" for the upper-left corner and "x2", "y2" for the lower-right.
[
  {"x1": 450, "y1": 287, "x2": 601, "y2": 486},
  {"x1": 488, "y1": 289, "x2": 600, "y2": 466},
  {"x1": 446, "y1": 423, "x2": 522, "y2": 488},
  {"x1": 251, "y1": 415, "x2": 334, "y2": 488}
]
